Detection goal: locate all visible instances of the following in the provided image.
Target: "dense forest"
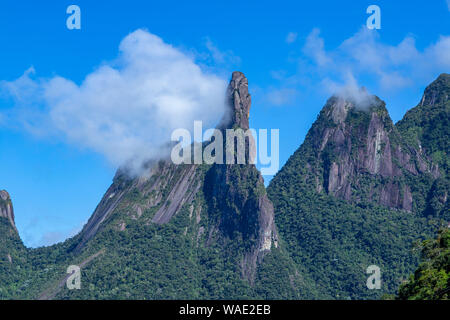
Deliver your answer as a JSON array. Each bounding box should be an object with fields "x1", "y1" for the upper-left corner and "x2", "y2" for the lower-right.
[
  {"x1": 398, "y1": 228, "x2": 449, "y2": 300},
  {"x1": 0, "y1": 73, "x2": 448, "y2": 300}
]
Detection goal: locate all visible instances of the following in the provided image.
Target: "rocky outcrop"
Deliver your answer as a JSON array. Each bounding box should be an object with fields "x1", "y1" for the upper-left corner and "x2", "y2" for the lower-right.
[
  {"x1": 219, "y1": 71, "x2": 251, "y2": 130},
  {"x1": 73, "y1": 160, "x2": 201, "y2": 252},
  {"x1": 303, "y1": 93, "x2": 436, "y2": 211},
  {"x1": 73, "y1": 72, "x2": 279, "y2": 284},
  {"x1": 204, "y1": 71, "x2": 279, "y2": 282},
  {"x1": 266, "y1": 74, "x2": 449, "y2": 300},
  {"x1": 151, "y1": 163, "x2": 201, "y2": 224},
  {"x1": 0, "y1": 190, "x2": 16, "y2": 231}
]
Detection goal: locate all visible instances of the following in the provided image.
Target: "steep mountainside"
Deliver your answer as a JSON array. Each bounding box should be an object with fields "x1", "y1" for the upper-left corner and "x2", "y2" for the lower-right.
[
  {"x1": 56, "y1": 72, "x2": 312, "y2": 299},
  {"x1": 0, "y1": 72, "x2": 313, "y2": 300},
  {"x1": 277, "y1": 90, "x2": 438, "y2": 212},
  {"x1": 397, "y1": 73, "x2": 449, "y2": 171},
  {"x1": 267, "y1": 74, "x2": 449, "y2": 299},
  {"x1": 73, "y1": 73, "x2": 280, "y2": 282},
  {"x1": 396, "y1": 73, "x2": 449, "y2": 219},
  {"x1": 1, "y1": 73, "x2": 448, "y2": 300}
]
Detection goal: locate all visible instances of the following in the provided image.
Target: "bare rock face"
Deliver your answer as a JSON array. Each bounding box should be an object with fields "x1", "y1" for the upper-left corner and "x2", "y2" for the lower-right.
[
  {"x1": 73, "y1": 160, "x2": 201, "y2": 252},
  {"x1": 0, "y1": 190, "x2": 17, "y2": 231},
  {"x1": 305, "y1": 94, "x2": 435, "y2": 211},
  {"x1": 73, "y1": 71, "x2": 279, "y2": 284},
  {"x1": 205, "y1": 71, "x2": 278, "y2": 282},
  {"x1": 219, "y1": 71, "x2": 251, "y2": 130}
]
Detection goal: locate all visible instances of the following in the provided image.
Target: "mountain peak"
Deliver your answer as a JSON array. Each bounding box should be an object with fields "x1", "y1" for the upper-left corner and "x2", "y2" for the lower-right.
[
  {"x1": 290, "y1": 89, "x2": 433, "y2": 211},
  {"x1": 420, "y1": 73, "x2": 450, "y2": 107},
  {"x1": 0, "y1": 190, "x2": 16, "y2": 231},
  {"x1": 396, "y1": 72, "x2": 449, "y2": 174},
  {"x1": 218, "y1": 71, "x2": 251, "y2": 130},
  {"x1": 324, "y1": 92, "x2": 386, "y2": 124}
]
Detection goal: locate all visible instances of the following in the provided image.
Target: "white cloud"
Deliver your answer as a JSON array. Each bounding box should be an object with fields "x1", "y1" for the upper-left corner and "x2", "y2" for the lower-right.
[
  {"x1": 1, "y1": 29, "x2": 228, "y2": 175},
  {"x1": 302, "y1": 28, "x2": 331, "y2": 67},
  {"x1": 302, "y1": 27, "x2": 450, "y2": 92},
  {"x1": 285, "y1": 32, "x2": 298, "y2": 44},
  {"x1": 321, "y1": 72, "x2": 377, "y2": 110},
  {"x1": 265, "y1": 27, "x2": 449, "y2": 107},
  {"x1": 424, "y1": 35, "x2": 450, "y2": 67},
  {"x1": 447, "y1": 0, "x2": 450, "y2": 11}
]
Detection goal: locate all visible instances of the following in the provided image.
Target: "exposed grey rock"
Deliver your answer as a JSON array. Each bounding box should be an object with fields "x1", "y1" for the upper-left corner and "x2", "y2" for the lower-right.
[
  {"x1": 73, "y1": 71, "x2": 279, "y2": 285},
  {"x1": 218, "y1": 71, "x2": 251, "y2": 130},
  {"x1": 151, "y1": 164, "x2": 200, "y2": 224},
  {"x1": 204, "y1": 72, "x2": 279, "y2": 282},
  {"x1": 0, "y1": 190, "x2": 17, "y2": 231},
  {"x1": 73, "y1": 159, "x2": 201, "y2": 252},
  {"x1": 307, "y1": 95, "x2": 436, "y2": 211}
]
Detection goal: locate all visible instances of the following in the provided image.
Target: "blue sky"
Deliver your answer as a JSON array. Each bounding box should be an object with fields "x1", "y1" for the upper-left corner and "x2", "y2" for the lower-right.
[{"x1": 0, "y1": 0, "x2": 449, "y2": 247}]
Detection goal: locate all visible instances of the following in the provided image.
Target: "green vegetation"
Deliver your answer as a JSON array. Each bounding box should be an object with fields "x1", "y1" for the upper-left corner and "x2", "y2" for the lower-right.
[
  {"x1": 397, "y1": 73, "x2": 450, "y2": 175},
  {"x1": 0, "y1": 74, "x2": 448, "y2": 300},
  {"x1": 1, "y1": 162, "x2": 305, "y2": 300},
  {"x1": 267, "y1": 158, "x2": 441, "y2": 299},
  {"x1": 398, "y1": 228, "x2": 450, "y2": 300},
  {"x1": 267, "y1": 74, "x2": 449, "y2": 299}
]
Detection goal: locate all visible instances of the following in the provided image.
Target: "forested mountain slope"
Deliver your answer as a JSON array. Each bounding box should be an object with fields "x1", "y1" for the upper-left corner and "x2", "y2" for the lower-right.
[
  {"x1": 1, "y1": 73, "x2": 448, "y2": 300},
  {"x1": 267, "y1": 73, "x2": 449, "y2": 299},
  {"x1": 1, "y1": 72, "x2": 313, "y2": 300}
]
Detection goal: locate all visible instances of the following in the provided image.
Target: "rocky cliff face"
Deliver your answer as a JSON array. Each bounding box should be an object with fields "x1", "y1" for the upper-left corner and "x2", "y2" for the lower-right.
[
  {"x1": 267, "y1": 73, "x2": 449, "y2": 300},
  {"x1": 0, "y1": 190, "x2": 16, "y2": 231},
  {"x1": 205, "y1": 71, "x2": 279, "y2": 282},
  {"x1": 3, "y1": 73, "x2": 447, "y2": 300},
  {"x1": 73, "y1": 71, "x2": 279, "y2": 283},
  {"x1": 219, "y1": 71, "x2": 251, "y2": 130},
  {"x1": 73, "y1": 161, "x2": 202, "y2": 252},
  {"x1": 295, "y1": 91, "x2": 437, "y2": 211}
]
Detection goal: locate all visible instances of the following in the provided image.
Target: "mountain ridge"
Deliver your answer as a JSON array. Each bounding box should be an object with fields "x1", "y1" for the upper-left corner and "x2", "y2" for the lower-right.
[
  {"x1": 267, "y1": 72, "x2": 449, "y2": 299},
  {"x1": 39, "y1": 70, "x2": 307, "y2": 299},
  {"x1": 1, "y1": 72, "x2": 448, "y2": 300}
]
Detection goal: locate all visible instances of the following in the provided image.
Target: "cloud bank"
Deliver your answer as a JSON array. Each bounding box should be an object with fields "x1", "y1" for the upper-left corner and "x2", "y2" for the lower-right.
[
  {"x1": 1, "y1": 29, "x2": 228, "y2": 175},
  {"x1": 302, "y1": 27, "x2": 450, "y2": 93},
  {"x1": 264, "y1": 27, "x2": 450, "y2": 107}
]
